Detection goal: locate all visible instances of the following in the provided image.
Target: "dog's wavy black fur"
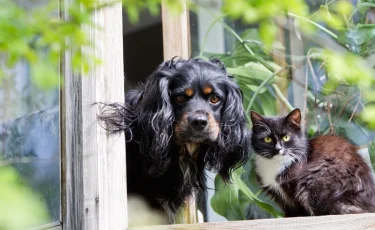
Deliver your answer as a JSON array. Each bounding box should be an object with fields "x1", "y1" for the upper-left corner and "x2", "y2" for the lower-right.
[{"x1": 98, "y1": 58, "x2": 251, "y2": 221}]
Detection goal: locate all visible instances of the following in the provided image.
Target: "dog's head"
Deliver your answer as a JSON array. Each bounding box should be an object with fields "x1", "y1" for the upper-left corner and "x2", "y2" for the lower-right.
[
  {"x1": 170, "y1": 59, "x2": 227, "y2": 146},
  {"x1": 138, "y1": 58, "x2": 251, "y2": 180}
]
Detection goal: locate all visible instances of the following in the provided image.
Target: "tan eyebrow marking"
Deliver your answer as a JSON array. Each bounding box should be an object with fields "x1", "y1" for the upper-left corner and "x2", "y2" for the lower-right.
[
  {"x1": 185, "y1": 88, "x2": 194, "y2": 97},
  {"x1": 203, "y1": 85, "x2": 212, "y2": 95}
]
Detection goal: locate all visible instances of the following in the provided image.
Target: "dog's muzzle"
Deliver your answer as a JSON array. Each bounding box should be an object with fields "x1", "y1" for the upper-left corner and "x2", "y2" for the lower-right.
[
  {"x1": 174, "y1": 108, "x2": 220, "y2": 147},
  {"x1": 188, "y1": 110, "x2": 208, "y2": 131}
]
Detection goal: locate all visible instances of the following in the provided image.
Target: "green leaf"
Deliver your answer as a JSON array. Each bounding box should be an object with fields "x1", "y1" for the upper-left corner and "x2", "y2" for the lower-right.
[
  {"x1": 360, "y1": 2, "x2": 375, "y2": 8},
  {"x1": 259, "y1": 21, "x2": 276, "y2": 47},
  {"x1": 338, "y1": 25, "x2": 375, "y2": 46},
  {"x1": 231, "y1": 170, "x2": 283, "y2": 218},
  {"x1": 362, "y1": 105, "x2": 375, "y2": 129},
  {"x1": 227, "y1": 62, "x2": 277, "y2": 83},
  {"x1": 126, "y1": 5, "x2": 140, "y2": 24},
  {"x1": 211, "y1": 173, "x2": 246, "y2": 220},
  {"x1": 0, "y1": 166, "x2": 50, "y2": 229},
  {"x1": 211, "y1": 166, "x2": 283, "y2": 220},
  {"x1": 31, "y1": 59, "x2": 60, "y2": 89},
  {"x1": 368, "y1": 141, "x2": 375, "y2": 171},
  {"x1": 245, "y1": 84, "x2": 267, "y2": 94}
]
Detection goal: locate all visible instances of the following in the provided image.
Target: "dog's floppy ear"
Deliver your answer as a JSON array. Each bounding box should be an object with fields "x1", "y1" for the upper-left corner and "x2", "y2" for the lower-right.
[
  {"x1": 137, "y1": 59, "x2": 180, "y2": 176},
  {"x1": 214, "y1": 78, "x2": 251, "y2": 181},
  {"x1": 209, "y1": 58, "x2": 226, "y2": 71}
]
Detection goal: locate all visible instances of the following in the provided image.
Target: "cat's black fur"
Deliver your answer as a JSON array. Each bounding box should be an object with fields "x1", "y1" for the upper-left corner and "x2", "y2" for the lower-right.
[{"x1": 250, "y1": 108, "x2": 375, "y2": 217}]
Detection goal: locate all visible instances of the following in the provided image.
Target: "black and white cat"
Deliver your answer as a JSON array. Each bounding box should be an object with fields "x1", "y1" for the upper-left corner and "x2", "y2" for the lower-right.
[{"x1": 250, "y1": 108, "x2": 375, "y2": 217}]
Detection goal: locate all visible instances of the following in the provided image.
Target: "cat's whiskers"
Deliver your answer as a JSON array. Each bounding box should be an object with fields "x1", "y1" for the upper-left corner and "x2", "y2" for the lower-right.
[
  {"x1": 287, "y1": 148, "x2": 308, "y2": 163},
  {"x1": 286, "y1": 151, "x2": 306, "y2": 164},
  {"x1": 259, "y1": 151, "x2": 271, "y2": 158},
  {"x1": 286, "y1": 151, "x2": 301, "y2": 162}
]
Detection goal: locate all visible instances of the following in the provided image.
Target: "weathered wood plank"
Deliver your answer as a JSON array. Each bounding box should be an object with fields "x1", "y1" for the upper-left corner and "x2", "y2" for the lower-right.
[
  {"x1": 162, "y1": 0, "x2": 191, "y2": 60},
  {"x1": 129, "y1": 213, "x2": 375, "y2": 230},
  {"x1": 29, "y1": 221, "x2": 62, "y2": 230},
  {"x1": 60, "y1": 0, "x2": 127, "y2": 229},
  {"x1": 89, "y1": 3, "x2": 127, "y2": 229},
  {"x1": 161, "y1": 0, "x2": 197, "y2": 224}
]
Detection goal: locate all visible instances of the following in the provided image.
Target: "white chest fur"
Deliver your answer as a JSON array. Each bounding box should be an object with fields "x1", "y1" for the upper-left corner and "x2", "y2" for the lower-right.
[{"x1": 255, "y1": 154, "x2": 294, "y2": 203}]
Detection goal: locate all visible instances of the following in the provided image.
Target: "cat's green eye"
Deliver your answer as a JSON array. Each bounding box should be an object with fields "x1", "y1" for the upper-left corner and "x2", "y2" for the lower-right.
[
  {"x1": 264, "y1": 137, "x2": 272, "y2": 143},
  {"x1": 283, "y1": 134, "x2": 291, "y2": 142}
]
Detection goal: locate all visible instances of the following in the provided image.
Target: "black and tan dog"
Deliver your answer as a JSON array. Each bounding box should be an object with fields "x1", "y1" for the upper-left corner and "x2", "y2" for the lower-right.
[{"x1": 99, "y1": 58, "x2": 251, "y2": 221}]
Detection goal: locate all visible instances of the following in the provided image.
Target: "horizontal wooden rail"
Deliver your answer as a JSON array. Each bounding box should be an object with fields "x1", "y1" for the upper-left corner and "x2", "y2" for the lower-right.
[
  {"x1": 29, "y1": 221, "x2": 62, "y2": 230},
  {"x1": 129, "y1": 213, "x2": 375, "y2": 230}
]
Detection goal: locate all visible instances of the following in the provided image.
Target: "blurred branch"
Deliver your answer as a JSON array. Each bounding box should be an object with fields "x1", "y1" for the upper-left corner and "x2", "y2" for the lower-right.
[
  {"x1": 349, "y1": 95, "x2": 361, "y2": 122},
  {"x1": 327, "y1": 100, "x2": 335, "y2": 134},
  {"x1": 199, "y1": 14, "x2": 228, "y2": 57},
  {"x1": 272, "y1": 83, "x2": 294, "y2": 111},
  {"x1": 334, "y1": 93, "x2": 358, "y2": 125},
  {"x1": 245, "y1": 67, "x2": 289, "y2": 115},
  {"x1": 287, "y1": 12, "x2": 338, "y2": 39}
]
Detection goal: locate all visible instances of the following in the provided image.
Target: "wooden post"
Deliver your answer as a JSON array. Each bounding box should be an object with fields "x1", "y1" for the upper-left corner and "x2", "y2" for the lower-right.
[
  {"x1": 162, "y1": 0, "x2": 191, "y2": 60},
  {"x1": 289, "y1": 19, "x2": 305, "y2": 115},
  {"x1": 273, "y1": 21, "x2": 289, "y2": 115},
  {"x1": 162, "y1": 0, "x2": 197, "y2": 224},
  {"x1": 61, "y1": 0, "x2": 127, "y2": 229}
]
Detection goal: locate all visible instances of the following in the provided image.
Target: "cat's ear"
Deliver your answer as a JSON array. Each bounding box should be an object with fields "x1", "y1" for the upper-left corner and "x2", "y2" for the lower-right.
[
  {"x1": 250, "y1": 110, "x2": 265, "y2": 124},
  {"x1": 285, "y1": 108, "x2": 301, "y2": 127}
]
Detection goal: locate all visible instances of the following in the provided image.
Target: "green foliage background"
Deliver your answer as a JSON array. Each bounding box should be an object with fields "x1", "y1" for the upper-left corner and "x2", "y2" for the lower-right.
[
  {"x1": 1, "y1": 0, "x2": 374, "y2": 124},
  {"x1": 0, "y1": 166, "x2": 49, "y2": 230}
]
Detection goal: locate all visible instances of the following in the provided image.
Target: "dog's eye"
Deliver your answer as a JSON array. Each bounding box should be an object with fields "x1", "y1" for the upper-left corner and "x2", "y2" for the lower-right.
[
  {"x1": 210, "y1": 95, "x2": 220, "y2": 104},
  {"x1": 175, "y1": 95, "x2": 186, "y2": 103}
]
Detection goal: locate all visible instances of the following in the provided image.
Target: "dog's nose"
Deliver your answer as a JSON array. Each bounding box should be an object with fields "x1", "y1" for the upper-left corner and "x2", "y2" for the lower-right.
[{"x1": 188, "y1": 113, "x2": 208, "y2": 131}]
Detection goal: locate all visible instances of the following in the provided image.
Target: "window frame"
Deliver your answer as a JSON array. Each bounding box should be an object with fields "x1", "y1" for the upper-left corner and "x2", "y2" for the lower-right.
[{"x1": 52, "y1": 0, "x2": 375, "y2": 229}]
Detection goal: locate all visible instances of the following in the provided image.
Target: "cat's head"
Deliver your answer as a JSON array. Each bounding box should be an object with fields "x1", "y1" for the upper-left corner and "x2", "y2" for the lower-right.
[{"x1": 250, "y1": 109, "x2": 308, "y2": 161}]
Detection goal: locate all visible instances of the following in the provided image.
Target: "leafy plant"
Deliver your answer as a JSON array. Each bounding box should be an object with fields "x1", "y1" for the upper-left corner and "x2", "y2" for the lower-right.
[
  {"x1": 211, "y1": 161, "x2": 283, "y2": 220},
  {"x1": 195, "y1": 0, "x2": 375, "y2": 220},
  {"x1": 0, "y1": 165, "x2": 50, "y2": 229}
]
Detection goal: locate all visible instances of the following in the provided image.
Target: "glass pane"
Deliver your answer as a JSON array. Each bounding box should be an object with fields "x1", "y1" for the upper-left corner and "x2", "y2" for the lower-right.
[
  {"x1": 0, "y1": 1, "x2": 60, "y2": 227},
  {"x1": 190, "y1": 0, "x2": 375, "y2": 222},
  {"x1": 0, "y1": 62, "x2": 60, "y2": 228}
]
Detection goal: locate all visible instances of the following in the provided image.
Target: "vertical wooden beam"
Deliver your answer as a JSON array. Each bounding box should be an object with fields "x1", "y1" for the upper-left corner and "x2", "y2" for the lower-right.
[
  {"x1": 273, "y1": 23, "x2": 289, "y2": 115},
  {"x1": 61, "y1": 0, "x2": 127, "y2": 229},
  {"x1": 288, "y1": 19, "x2": 306, "y2": 123},
  {"x1": 162, "y1": 0, "x2": 191, "y2": 60},
  {"x1": 162, "y1": 0, "x2": 197, "y2": 224}
]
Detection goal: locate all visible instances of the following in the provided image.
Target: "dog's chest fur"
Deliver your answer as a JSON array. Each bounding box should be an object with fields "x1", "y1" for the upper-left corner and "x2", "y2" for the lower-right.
[{"x1": 255, "y1": 154, "x2": 295, "y2": 205}]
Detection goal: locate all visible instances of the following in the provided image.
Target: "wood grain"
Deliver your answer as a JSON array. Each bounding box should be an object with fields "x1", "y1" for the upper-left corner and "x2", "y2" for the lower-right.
[
  {"x1": 129, "y1": 213, "x2": 375, "y2": 230},
  {"x1": 162, "y1": 0, "x2": 191, "y2": 60},
  {"x1": 60, "y1": 0, "x2": 127, "y2": 229},
  {"x1": 29, "y1": 221, "x2": 62, "y2": 230},
  {"x1": 162, "y1": 0, "x2": 197, "y2": 224}
]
